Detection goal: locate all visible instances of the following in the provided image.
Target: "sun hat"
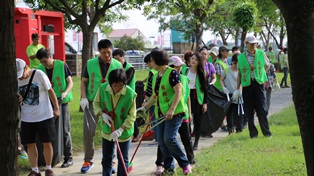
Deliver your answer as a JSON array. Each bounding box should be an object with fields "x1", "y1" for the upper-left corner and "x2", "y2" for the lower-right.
[
  {"x1": 219, "y1": 45, "x2": 230, "y2": 53},
  {"x1": 208, "y1": 46, "x2": 219, "y2": 56},
  {"x1": 168, "y1": 56, "x2": 184, "y2": 66},
  {"x1": 16, "y1": 58, "x2": 26, "y2": 79},
  {"x1": 245, "y1": 36, "x2": 259, "y2": 44}
]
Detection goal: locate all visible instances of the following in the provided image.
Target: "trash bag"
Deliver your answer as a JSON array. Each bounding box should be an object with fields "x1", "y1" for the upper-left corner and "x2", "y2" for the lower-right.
[
  {"x1": 37, "y1": 99, "x2": 64, "y2": 167},
  {"x1": 201, "y1": 85, "x2": 231, "y2": 135},
  {"x1": 135, "y1": 81, "x2": 145, "y2": 109}
]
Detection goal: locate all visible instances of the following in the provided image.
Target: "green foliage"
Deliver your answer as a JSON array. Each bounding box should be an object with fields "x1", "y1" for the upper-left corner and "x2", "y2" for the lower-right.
[
  {"x1": 233, "y1": 2, "x2": 258, "y2": 31},
  {"x1": 113, "y1": 35, "x2": 145, "y2": 51}
]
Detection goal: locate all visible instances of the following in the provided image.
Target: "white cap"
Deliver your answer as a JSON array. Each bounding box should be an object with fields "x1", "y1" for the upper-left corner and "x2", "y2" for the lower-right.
[
  {"x1": 16, "y1": 58, "x2": 26, "y2": 79},
  {"x1": 168, "y1": 56, "x2": 184, "y2": 66},
  {"x1": 208, "y1": 46, "x2": 219, "y2": 56},
  {"x1": 245, "y1": 36, "x2": 259, "y2": 44}
]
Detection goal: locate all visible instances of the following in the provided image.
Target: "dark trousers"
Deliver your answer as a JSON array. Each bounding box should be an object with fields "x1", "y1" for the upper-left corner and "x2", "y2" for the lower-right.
[
  {"x1": 178, "y1": 122, "x2": 194, "y2": 163},
  {"x1": 280, "y1": 67, "x2": 289, "y2": 87},
  {"x1": 226, "y1": 103, "x2": 243, "y2": 132},
  {"x1": 102, "y1": 138, "x2": 130, "y2": 176},
  {"x1": 242, "y1": 81, "x2": 272, "y2": 138}
]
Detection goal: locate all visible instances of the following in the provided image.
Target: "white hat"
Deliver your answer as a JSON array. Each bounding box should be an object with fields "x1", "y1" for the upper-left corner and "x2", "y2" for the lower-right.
[
  {"x1": 208, "y1": 46, "x2": 219, "y2": 56},
  {"x1": 16, "y1": 58, "x2": 26, "y2": 79},
  {"x1": 245, "y1": 36, "x2": 259, "y2": 44},
  {"x1": 169, "y1": 56, "x2": 184, "y2": 66}
]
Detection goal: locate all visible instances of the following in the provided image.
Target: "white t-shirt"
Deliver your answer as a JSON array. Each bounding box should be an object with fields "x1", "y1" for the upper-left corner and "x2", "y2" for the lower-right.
[
  {"x1": 187, "y1": 70, "x2": 197, "y2": 89},
  {"x1": 18, "y1": 69, "x2": 54, "y2": 122}
]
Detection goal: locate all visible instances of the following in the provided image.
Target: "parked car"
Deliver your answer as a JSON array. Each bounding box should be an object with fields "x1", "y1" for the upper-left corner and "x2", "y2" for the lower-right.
[{"x1": 125, "y1": 50, "x2": 145, "y2": 55}]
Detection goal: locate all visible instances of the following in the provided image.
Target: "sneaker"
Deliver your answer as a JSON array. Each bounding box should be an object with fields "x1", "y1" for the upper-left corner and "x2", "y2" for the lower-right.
[
  {"x1": 61, "y1": 157, "x2": 73, "y2": 168},
  {"x1": 19, "y1": 149, "x2": 28, "y2": 159},
  {"x1": 28, "y1": 171, "x2": 41, "y2": 176},
  {"x1": 81, "y1": 162, "x2": 94, "y2": 173},
  {"x1": 44, "y1": 169, "x2": 55, "y2": 176},
  {"x1": 182, "y1": 164, "x2": 192, "y2": 175},
  {"x1": 156, "y1": 166, "x2": 164, "y2": 175},
  {"x1": 163, "y1": 168, "x2": 175, "y2": 175}
]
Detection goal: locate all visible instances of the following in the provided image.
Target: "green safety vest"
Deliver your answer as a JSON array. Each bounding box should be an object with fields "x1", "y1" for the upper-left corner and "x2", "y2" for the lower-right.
[
  {"x1": 99, "y1": 82, "x2": 136, "y2": 140},
  {"x1": 238, "y1": 49, "x2": 268, "y2": 87},
  {"x1": 86, "y1": 58, "x2": 122, "y2": 101},
  {"x1": 124, "y1": 62, "x2": 136, "y2": 90},
  {"x1": 266, "y1": 51, "x2": 276, "y2": 63},
  {"x1": 180, "y1": 74, "x2": 190, "y2": 120},
  {"x1": 181, "y1": 65, "x2": 189, "y2": 75},
  {"x1": 37, "y1": 60, "x2": 73, "y2": 103},
  {"x1": 208, "y1": 56, "x2": 213, "y2": 63},
  {"x1": 152, "y1": 67, "x2": 185, "y2": 118},
  {"x1": 184, "y1": 68, "x2": 205, "y2": 105},
  {"x1": 214, "y1": 59, "x2": 229, "y2": 91}
]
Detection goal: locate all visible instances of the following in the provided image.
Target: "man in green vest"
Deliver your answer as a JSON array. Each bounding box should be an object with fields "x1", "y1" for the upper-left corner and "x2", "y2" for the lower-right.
[
  {"x1": 112, "y1": 48, "x2": 136, "y2": 90},
  {"x1": 266, "y1": 46, "x2": 276, "y2": 64},
  {"x1": 233, "y1": 35, "x2": 272, "y2": 139},
  {"x1": 79, "y1": 39, "x2": 122, "y2": 173},
  {"x1": 26, "y1": 33, "x2": 45, "y2": 69},
  {"x1": 36, "y1": 48, "x2": 74, "y2": 168}
]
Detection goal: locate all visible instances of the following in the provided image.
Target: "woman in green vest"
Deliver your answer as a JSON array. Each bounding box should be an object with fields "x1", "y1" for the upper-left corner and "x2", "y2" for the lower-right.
[
  {"x1": 184, "y1": 53, "x2": 208, "y2": 150},
  {"x1": 138, "y1": 49, "x2": 192, "y2": 175},
  {"x1": 93, "y1": 68, "x2": 136, "y2": 176}
]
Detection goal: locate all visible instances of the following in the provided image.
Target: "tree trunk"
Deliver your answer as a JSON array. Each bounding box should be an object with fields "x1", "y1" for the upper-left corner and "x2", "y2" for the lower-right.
[
  {"x1": 234, "y1": 29, "x2": 240, "y2": 47},
  {"x1": 272, "y1": 1, "x2": 314, "y2": 175},
  {"x1": 80, "y1": 26, "x2": 94, "y2": 74},
  {"x1": 240, "y1": 28, "x2": 247, "y2": 52},
  {"x1": 195, "y1": 23, "x2": 203, "y2": 52},
  {"x1": 0, "y1": 0, "x2": 19, "y2": 175}
]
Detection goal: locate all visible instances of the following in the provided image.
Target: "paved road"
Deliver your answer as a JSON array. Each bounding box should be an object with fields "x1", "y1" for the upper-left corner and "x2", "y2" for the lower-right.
[{"x1": 52, "y1": 87, "x2": 293, "y2": 176}]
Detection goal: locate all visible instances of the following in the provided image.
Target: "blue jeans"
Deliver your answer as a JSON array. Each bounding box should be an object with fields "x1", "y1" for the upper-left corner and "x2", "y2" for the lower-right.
[
  {"x1": 280, "y1": 67, "x2": 289, "y2": 87},
  {"x1": 102, "y1": 138, "x2": 130, "y2": 176},
  {"x1": 156, "y1": 116, "x2": 189, "y2": 170}
]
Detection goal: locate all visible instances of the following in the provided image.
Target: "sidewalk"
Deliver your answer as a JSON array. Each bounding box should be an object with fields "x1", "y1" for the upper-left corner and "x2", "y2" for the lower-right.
[{"x1": 53, "y1": 87, "x2": 293, "y2": 176}]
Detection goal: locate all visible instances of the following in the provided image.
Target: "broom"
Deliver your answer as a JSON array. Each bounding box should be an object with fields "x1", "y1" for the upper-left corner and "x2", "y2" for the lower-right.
[{"x1": 128, "y1": 116, "x2": 166, "y2": 172}]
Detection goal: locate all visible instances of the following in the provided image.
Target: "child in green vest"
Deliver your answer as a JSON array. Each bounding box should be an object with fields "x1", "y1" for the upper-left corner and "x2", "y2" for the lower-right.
[{"x1": 93, "y1": 68, "x2": 136, "y2": 176}]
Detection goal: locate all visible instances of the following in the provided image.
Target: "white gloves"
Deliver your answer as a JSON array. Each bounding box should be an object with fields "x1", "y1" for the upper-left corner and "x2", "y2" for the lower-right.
[
  {"x1": 102, "y1": 113, "x2": 112, "y2": 127},
  {"x1": 111, "y1": 128, "x2": 124, "y2": 141},
  {"x1": 276, "y1": 83, "x2": 281, "y2": 90},
  {"x1": 231, "y1": 89, "x2": 242, "y2": 101},
  {"x1": 222, "y1": 86, "x2": 229, "y2": 94},
  {"x1": 136, "y1": 106, "x2": 147, "y2": 117},
  {"x1": 80, "y1": 98, "x2": 89, "y2": 110}
]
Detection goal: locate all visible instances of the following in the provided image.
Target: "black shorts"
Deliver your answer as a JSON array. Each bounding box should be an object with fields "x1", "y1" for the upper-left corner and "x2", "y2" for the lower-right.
[{"x1": 21, "y1": 118, "x2": 56, "y2": 144}]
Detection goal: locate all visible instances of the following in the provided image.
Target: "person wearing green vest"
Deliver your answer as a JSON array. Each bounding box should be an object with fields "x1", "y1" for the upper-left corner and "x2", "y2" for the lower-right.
[
  {"x1": 79, "y1": 39, "x2": 122, "y2": 173},
  {"x1": 214, "y1": 46, "x2": 230, "y2": 92},
  {"x1": 112, "y1": 48, "x2": 136, "y2": 90},
  {"x1": 168, "y1": 56, "x2": 196, "y2": 165},
  {"x1": 93, "y1": 68, "x2": 136, "y2": 176},
  {"x1": 266, "y1": 46, "x2": 276, "y2": 64},
  {"x1": 208, "y1": 46, "x2": 219, "y2": 64},
  {"x1": 36, "y1": 48, "x2": 74, "y2": 168},
  {"x1": 233, "y1": 35, "x2": 272, "y2": 139},
  {"x1": 26, "y1": 33, "x2": 45, "y2": 69},
  {"x1": 184, "y1": 53, "x2": 209, "y2": 150},
  {"x1": 279, "y1": 48, "x2": 290, "y2": 88},
  {"x1": 112, "y1": 48, "x2": 140, "y2": 144},
  {"x1": 199, "y1": 47, "x2": 217, "y2": 85},
  {"x1": 137, "y1": 49, "x2": 192, "y2": 175},
  {"x1": 182, "y1": 51, "x2": 194, "y2": 74}
]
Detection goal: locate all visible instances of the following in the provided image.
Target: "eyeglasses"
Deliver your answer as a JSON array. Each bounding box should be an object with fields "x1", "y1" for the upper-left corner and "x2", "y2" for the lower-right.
[{"x1": 232, "y1": 62, "x2": 238, "y2": 65}]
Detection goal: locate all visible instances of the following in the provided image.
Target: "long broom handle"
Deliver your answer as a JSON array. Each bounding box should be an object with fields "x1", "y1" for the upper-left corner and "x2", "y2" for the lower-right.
[{"x1": 129, "y1": 123, "x2": 150, "y2": 163}]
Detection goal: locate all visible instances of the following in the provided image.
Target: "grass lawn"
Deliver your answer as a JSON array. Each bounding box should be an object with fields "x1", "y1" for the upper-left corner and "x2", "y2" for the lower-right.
[{"x1": 185, "y1": 105, "x2": 306, "y2": 176}]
